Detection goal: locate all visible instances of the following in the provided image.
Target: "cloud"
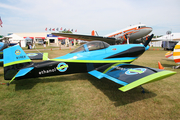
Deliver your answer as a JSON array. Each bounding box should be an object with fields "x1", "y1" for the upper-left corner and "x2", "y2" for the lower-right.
[
  {"x1": 0, "y1": 2, "x2": 23, "y2": 11},
  {"x1": 0, "y1": 0, "x2": 180, "y2": 35}
]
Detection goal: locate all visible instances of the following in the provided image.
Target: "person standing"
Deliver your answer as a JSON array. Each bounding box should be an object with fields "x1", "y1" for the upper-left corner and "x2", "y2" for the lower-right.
[{"x1": 43, "y1": 40, "x2": 46, "y2": 48}]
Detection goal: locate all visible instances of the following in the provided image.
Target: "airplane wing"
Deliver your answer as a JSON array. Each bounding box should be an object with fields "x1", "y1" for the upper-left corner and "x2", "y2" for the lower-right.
[
  {"x1": 88, "y1": 63, "x2": 176, "y2": 92},
  {"x1": 52, "y1": 33, "x2": 116, "y2": 44}
]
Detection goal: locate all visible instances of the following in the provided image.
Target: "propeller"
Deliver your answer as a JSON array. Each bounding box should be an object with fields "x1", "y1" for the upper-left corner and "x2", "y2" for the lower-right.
[{"x1": 144, "y1": 34, "x2": 154, "y2": 47}]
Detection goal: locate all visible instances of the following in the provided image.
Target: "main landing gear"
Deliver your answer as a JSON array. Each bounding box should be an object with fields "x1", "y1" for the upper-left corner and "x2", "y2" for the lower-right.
[{"x1": 140, "y1": 86, "x2": 145, "y2": 93}]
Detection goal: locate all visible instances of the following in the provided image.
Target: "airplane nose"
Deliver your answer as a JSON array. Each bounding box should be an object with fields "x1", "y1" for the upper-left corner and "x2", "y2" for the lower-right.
[
  {"x1": 147, "y1": 27, "x2": 153, "y2": 32},
  {"x1": 144, "y1": 27, "x2": 153, "y2": 34}
]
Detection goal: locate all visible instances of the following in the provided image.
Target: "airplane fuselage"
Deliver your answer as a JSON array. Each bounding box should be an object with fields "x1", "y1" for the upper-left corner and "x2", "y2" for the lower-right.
[
  {"x1": 4, "y1": 41, "x2": 148, "y2": 80},
  {"x1": 105, "y1": 24, "x2": 152, "y2": 42}
]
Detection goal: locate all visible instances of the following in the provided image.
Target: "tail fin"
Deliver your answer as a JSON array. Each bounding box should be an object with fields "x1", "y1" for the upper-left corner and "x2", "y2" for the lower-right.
[
  {"x1": 173, "y1": 41, "x2": 180, "y2": 64},
  {"x1": 91, "y1": 30, "x2": 99, "y2": 36},
  {"x1": 3, "y1": 45, "x2": 32, "y2": 80},
  {"x1": 91, "y1": 30, "x2": 95, "y2": 36}
]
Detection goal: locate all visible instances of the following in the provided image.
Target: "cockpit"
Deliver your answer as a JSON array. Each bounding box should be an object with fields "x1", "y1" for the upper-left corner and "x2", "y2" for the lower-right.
[
  {"x1": 70, "y1": 41, "x2": 110, "y2": 53},
  {"x1": 138, "y1": 25, "x2": 146, "y2": 29}
]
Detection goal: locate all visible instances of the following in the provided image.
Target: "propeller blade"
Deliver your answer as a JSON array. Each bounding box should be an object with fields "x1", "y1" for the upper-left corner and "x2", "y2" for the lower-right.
[{"x1": 144, "y1": 34, "x2": 154, "y2": 47}]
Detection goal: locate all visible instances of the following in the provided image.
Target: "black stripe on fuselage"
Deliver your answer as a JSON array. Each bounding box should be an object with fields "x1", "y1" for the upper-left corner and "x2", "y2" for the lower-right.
[
  {"x1": 8, "y1": 61, "x2": 107, "y2": 80},
  {"x1": 105, "y1": 47, "x2": 145, "y2": 59}
]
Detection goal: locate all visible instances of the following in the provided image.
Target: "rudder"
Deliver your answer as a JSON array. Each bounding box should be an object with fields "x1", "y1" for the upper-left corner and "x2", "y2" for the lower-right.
[{"x1": 3, "y1": 45, "x2": 33, "y2": 80}]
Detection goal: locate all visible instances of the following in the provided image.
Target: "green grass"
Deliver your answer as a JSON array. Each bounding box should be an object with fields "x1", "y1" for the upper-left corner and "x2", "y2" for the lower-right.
[{"x1": 0, "y1": 47, "x2": 180, "y2": 119}]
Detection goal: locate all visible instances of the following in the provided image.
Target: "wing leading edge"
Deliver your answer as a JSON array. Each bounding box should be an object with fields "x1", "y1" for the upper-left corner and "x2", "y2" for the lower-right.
[
  {"x1": 52, "y1": 33, "x2": 116, "y2": 44},
  {"x1": 88, "y1": 63, "x2": 176, "y2": 92}
]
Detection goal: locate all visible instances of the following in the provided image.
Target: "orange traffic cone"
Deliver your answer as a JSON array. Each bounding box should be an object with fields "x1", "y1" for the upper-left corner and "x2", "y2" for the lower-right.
[
  {"x1": 158, "y1": 61, "x2": 164, "y2": 69},
  {"x1": 0, "y1": 83, "x2": 6, "y2": 85}
]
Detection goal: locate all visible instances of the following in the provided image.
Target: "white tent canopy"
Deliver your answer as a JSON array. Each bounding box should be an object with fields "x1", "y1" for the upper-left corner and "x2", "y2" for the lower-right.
[{"x1": 5, "y1": 34, "x2": 26, "y2": 47}]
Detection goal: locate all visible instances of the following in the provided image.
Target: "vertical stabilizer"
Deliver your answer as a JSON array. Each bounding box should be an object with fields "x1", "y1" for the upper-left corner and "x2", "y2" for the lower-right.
[
  {"x1": 3, "y1": 45, "x2": 32, "y2": 80},
  {"x1": 91, "y1": 30, "x2": 95, "y2": 36},
  {"x1": 173, "y1": 41, "x2": 180, "y2": 64}
]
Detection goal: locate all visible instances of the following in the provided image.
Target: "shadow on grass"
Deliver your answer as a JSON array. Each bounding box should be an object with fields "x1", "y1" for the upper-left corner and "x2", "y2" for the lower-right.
[
  {"x1": 0, "y1": 62, "x2": 3, "y2": 67},
  {"x1": 13, "y1": 73, "x2": 156, "y2": 107},
  {"x1": 86, "y1": 74, "x2": 157, "y2": 107},
  {"x1": 161, "y1": 64, "x2": 175, "y2": 68}
]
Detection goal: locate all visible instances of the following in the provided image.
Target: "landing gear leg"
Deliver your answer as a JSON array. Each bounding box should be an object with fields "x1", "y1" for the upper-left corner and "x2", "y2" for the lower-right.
[{"x1": 141, "y1": 86, "x2": 145, "y2": 93}]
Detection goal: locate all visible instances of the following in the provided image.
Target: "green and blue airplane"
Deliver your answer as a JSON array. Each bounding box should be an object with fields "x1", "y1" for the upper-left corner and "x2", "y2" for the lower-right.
[{"x1": 2, "y1": 34, "x2": 176, "y2": 92}]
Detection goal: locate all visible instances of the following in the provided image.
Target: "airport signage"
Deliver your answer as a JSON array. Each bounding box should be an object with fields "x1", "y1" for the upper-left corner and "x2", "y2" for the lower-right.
[{"x1": 47, "y1": 34, "x2": 58, "y2": 37}]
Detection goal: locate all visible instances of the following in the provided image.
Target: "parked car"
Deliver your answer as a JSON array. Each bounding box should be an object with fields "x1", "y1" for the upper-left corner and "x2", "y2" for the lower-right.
[{"x1": 38, "y1": 40, "x2": 43, "y2": 45}]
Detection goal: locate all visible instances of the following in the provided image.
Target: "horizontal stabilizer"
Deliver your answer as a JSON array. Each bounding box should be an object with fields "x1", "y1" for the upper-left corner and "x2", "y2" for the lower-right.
[
  {"x1": 15, "y1": 67, "x2": 34, "y2": 78},
  {"x1": 27, "y1": 53, "x2": 49, "y2": 60}
]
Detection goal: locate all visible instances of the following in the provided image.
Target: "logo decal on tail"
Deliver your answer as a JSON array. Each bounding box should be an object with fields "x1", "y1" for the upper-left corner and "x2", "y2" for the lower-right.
[{"x1": 15, "y1": 50, "x2": 21, "y2": 55}]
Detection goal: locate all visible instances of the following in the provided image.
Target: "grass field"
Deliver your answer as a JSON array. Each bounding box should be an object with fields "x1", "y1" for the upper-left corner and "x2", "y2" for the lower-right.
[{"x1": 0, "y1": 46, "x2": 180, "y2": 119}]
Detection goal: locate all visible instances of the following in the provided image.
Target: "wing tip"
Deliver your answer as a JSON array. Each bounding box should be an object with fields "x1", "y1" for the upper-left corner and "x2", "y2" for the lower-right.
[{"x1": 118, "y1": 70, "x2": 176, "y2": 92}]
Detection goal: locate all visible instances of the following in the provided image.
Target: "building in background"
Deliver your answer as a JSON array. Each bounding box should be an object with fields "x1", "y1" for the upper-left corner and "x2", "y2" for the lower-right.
[{"x1": 2, "y1": 32, "x2": 72, "y2": 47}]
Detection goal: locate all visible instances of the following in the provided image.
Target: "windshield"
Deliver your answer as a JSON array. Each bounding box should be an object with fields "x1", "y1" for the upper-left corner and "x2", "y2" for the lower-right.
[
  {"x1": 70, "y1": 45, "x2": 85, "y2": 53},
  {"x1": 70, "y1": 41, "x2": 110, "y2": 53},
  {"x1": 86, "y1": 41, "x2": 108, "y2": 51}
]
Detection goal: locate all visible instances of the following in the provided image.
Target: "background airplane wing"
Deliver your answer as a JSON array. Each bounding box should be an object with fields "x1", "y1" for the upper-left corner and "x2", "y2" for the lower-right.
[
  {"x1": 52, "y1": 33, "x2": 116, "y2": 44},
  {"x1": 88, "y1": 63, "x2": 176, "y2": 92}
]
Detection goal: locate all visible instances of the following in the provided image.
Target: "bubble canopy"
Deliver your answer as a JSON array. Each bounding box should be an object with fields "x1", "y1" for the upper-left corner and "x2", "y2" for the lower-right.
[{"x1": 70, "y1": 41, "x2": 110, "y2": 53}]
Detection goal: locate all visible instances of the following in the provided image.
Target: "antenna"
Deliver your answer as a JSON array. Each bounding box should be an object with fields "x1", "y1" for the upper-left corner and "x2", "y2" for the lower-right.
[
  {"x1": 166, "y1": 31, "x2": 172, "y2": 35},
  {"x1": 166, "y1": 31, "x2": 172, "y2": 41}
]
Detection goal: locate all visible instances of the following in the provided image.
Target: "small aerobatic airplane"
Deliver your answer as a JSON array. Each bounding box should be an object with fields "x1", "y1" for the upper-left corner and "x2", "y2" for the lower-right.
[
  {"x1": 52, "y1": 24, "x2": 152, "y2": 44},
  {"x1": 165, "y1": 41, "x2": 180, "y2": 69},
  {"x1": 2, "y1": 34, "x2": 176, "y2": 92}
]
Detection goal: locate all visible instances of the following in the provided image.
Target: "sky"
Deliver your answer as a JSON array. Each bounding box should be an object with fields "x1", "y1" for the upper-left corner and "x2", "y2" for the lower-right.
[{"x1": 0, "y1": 0, "x2": 180, "y2": 36}]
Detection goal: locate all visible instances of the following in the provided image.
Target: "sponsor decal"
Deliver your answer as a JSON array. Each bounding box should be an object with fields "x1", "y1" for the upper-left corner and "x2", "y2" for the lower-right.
[
  {"x1": 57, "y1": 63, "x2": 69, "y2": 72},
  {"x1": 125, "y1": 68, "x2": 146, "y2": 75},
  {"x1": 27, "y1": 53, "x2": 38, "y2": 56},
  {"x1": 38, "y1": 63, "x2": 68, "y2": 75},
  {"x1": 113, "y1": 66, "x2": 128, "y2": 70},
  {"x1": 15, "y1": 50, "x2": 27, "y2": 59},
  {"x1": 39, "y1": 68, "x2": 57, "y2": 75},
  {"x1": 15, "y1": 50, "x2": 21, "y2": 55},
  {"x1": 112, "y1": 48, "x2": 117, "y2": 50},
  {"x1": 16, "y1": 56, "x2": 26, "y2": 59}
]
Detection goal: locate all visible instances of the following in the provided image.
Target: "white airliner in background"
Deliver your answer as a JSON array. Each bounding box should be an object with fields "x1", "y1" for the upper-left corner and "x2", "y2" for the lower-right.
[
  {"x1": 52, "y1": 24, "x2": 152, "y2": 44},
  {"x1": 104, "y1": 24, "x2": 152, "y2": 41}
]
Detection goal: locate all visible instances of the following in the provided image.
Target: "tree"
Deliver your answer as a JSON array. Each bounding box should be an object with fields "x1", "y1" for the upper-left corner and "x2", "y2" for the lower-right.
[{"x1": 61, "y1": 31, "x2": 73, "y2": 33}]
